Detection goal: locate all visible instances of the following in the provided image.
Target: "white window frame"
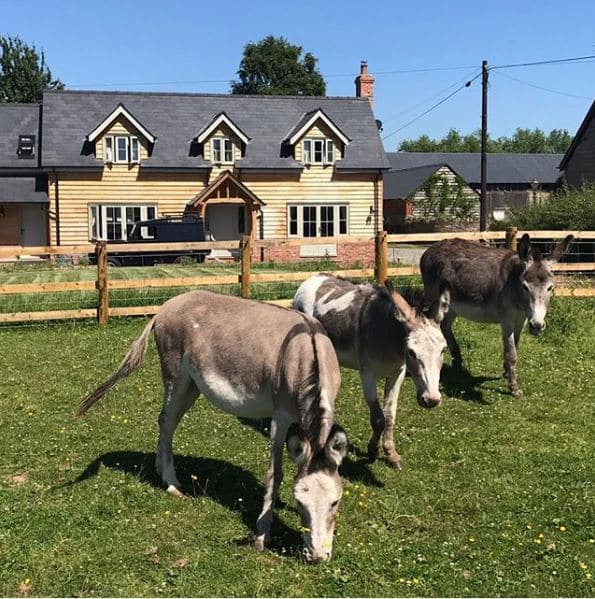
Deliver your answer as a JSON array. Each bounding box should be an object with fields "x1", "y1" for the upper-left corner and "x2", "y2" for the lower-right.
[
  {"x1": 302, "y1": 138, "x2": 335, "y2": 165},
  {"x1": 103, "y1": 135, "x2": 140, "y2": 164},
  {"x1": 211, "y1": 136, "x2": 234, "y2": 164},
  {"x1": 287, "y1": 203, "x2": 348, "y2": 238},
  {"x1": 88, "y1": 203, "x2": 157, "y2": 241}
]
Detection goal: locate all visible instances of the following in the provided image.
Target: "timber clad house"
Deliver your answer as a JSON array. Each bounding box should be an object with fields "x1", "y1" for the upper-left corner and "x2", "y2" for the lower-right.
[
  {"x1": 559, "y1": 100, "x2": 595, "y2": 188},
  {"x1": 0, "y1": 63, "x2": 389, "y2": 264}
]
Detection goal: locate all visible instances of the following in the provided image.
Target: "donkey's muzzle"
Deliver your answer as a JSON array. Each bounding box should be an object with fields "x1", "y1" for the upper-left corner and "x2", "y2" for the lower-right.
[
  {"x1": 528, "y1": 320, "x2": 545, "y2": 336},
  {"x1": 418, "y1": 393, "x2": 442, "y2": 409}
]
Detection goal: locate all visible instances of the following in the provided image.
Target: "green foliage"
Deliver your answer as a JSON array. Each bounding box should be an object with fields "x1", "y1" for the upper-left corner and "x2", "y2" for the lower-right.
[
  {"x1": 419, "y1": 173, "x2": 476, "y2": 222},
  {"x1": 0, "y1": 35, "x2": 63, "y2": 103},
  {"x1": 230, "y1": 35, "x2": 325, "y2": 96},
  {"x1": 0, "y1": 298, "x2": 594, "y2": 596},
  {"x1": 399, "y1": 127, "x2": 573, "y2": 154},
  {"x1": 491, "y1": 184, "x2": 595, "y2": 230}
]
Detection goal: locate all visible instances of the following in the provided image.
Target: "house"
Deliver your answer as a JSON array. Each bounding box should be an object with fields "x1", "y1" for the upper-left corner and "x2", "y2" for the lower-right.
[
  {"x1": 559, "y1": 100, "x2": 595, "y2": 187},
  {"x1": 0, "y1": 62, "x2": 389, "y2": 266},
  {"x1": 0, "y1": 104, "x2": 49, "y2": 246},
  {"x1": 385, "y1": 152, "x2": 563, "y2": 224},
  {"x1": 383, "y1": 163, "x2": 478, "y2": 232}
]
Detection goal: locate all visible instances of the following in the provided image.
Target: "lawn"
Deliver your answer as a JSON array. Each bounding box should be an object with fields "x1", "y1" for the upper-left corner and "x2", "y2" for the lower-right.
[{"x1": 0, "y1": 296, "x2": 594, "y2": 597}]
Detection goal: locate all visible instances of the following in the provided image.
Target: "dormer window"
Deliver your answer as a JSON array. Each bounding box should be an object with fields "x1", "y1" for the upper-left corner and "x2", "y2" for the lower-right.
[
  {"x1": 212, "y1": 137, "x2": 234, "y2": 164},
  {"x1": 104, "y1": 135, "x2": 140, "y2": 164},
  {"x1": 17, "y1": 135, "x2": 35, "y2": 158},
  {"x1": 303, "y1": 139, "x2": 334, "y2": 165}
]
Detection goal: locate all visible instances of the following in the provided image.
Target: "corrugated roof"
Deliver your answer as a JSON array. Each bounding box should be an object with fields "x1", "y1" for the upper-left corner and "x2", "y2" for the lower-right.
[
  {"x1": 41, "y1": 90, "x2": 390, "y2": 171},
  {"x1": 387, "y1": 152, "x2": 563, "y2": 184},
  {"x1": 0, "y1": 104, "x2": 41, "y2": 169},
  {"x1": 0, "y1": 176, "x2": 48, "y2": 203}
]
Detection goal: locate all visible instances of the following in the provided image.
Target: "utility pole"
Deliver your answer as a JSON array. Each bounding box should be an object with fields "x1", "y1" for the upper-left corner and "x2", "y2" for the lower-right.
[{"x1": 480, "y1": 59, "x2": 488, "y2": 232}]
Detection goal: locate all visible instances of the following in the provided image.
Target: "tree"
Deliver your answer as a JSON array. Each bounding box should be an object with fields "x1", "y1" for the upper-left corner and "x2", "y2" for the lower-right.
[
  {"x1": 0, "y1": 35, "x2": 63, "y2": 103},
  {"x1": 231, "y1": 35, "x2": 325, "y2": 96},
  {"x1": 398, "y1": 127, "x2": 572, "y2": 154}
]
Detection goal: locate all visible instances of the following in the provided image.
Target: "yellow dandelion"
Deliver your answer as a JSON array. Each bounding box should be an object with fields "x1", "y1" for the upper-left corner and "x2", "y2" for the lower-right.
[
  {"x1": 539, "y1": 533, "x2": 544, "y2": 538},
  {"x1": 579, "y1": 562, "x2": 588, "y2": 570},
  {"x1": 190, "y1": 474, "x2": 198, "y2": 481},
  {"x1": 589, "y1": 539, "x2": 594, "y2": 544},
  {"x1": 344, "y1": 490, "x2": 350, "y2": 496},
  {"x1": 534, "y1": 538, "x2": 542, "y2": 544},
  {"x1": 358, "y1": 501, "x2": 365, "y2": 507},
  {"x1": 164, "y1": 510, "x2": 170, "y2": 516},
  {"x1": 586, "y1": 573, "x2": 592, "y2": 579},
  {"x1": 24, "y1": 578, "x2": 31, "y2": 585},
  {"x1": 559, "y1": 526, "x2": 566, "y2": 532},
  {"x1": 469, "y1": 537, "x2": 475, "y2": 543}
]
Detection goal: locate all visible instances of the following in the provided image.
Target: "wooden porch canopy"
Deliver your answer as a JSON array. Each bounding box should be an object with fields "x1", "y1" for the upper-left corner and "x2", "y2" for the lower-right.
[{"x1": 186, "y1": 170, "x2": 265, "y2": 237}]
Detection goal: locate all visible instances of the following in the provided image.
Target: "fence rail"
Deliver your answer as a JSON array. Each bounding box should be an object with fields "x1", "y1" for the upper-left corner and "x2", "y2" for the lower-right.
[{"x1": 1, "y1": 229, "x2": 594, "y2": 324}]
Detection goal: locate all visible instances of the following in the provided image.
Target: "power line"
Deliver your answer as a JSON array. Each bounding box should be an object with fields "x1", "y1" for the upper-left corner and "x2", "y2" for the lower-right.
[
  {"x1": 381, "y1": 72, "x2": 482, "y2": 141},
  {"x1": 492, "y1": 69, "x2": 592, "y2": 100},
  {"x1": 491, "y1": 54, "x2": 595, "y2": 70}
]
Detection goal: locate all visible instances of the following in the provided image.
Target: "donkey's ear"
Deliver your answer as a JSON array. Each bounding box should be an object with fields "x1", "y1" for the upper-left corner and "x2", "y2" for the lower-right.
[
  {"x1": 325, "y1": 425, "x2": 349, "y2": 469},
  {"x1": 518, "y1": 234, "x2": 533, "y2": 264},
  {"x1": 429, "y1": 285, "x2": 450, "y2": 324},
  {"x1": 287, "y1": 432, "x2": 312, "y2": 468},
  {"x1": 547, "y1": 235, "x2": 574, "y2": 263},
  {"x1": 391, "y1": 290, "x2": 415, "y2": 324}
]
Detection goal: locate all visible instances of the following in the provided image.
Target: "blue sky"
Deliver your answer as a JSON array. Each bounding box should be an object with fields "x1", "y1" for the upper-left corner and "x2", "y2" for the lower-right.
[{"x1": 2, "y1": 0, "x2": 594, "y2": 150}]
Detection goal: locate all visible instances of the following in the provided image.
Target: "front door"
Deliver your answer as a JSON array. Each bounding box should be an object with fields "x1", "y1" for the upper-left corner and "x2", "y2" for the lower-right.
[
  {"x1": 206, "y1": 204, "x2": 245, "y2": 259},
  {"x1": 21, "y1": 204, "x2": 48, "y2": 246},
  {"x1": 0, "y1": 205, "x2": 21, "y2": 245}
]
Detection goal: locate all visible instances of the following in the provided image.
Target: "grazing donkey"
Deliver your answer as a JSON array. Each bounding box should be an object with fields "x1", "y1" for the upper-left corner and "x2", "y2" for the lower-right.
[
  {"x1": 420, "y1": 234, "x2": 573, "y2": 398},
  {"x1": 77, "y1": 290, "x2": 349, "y2": 562},
  {"x1": 293, "y1": 274, "x2": 450, "y2": 469}
]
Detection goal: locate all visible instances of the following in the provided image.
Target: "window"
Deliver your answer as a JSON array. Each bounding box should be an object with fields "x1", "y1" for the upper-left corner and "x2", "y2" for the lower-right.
[
  {"x1": 302, "y1": 138, "x2": 335, "y2": 165},
  {"x1": 287, "y1": 204, "x2": 348, "y2": 237},
  {"x1": 103, "y1": 135, "x2": 140, "y2": 164},
  {"x1": 212, "y1": 137, "x2": 234, "y2": 163},
  {"x1": 89, "y1": 204, "x2": 156, "y2": 241},
  {"x1": 17, "y1": 135, "x2": 35, "y2": 158}
]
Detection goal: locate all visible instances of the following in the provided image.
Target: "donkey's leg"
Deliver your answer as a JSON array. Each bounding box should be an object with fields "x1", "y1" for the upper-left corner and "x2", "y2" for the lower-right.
[
  {"x1": 361, "y1": 370, "x2": 385, "y2": 462},
  {"x1": 155, "y1": 372, "x2": 199, "y2": 495},
  {"x1": 255, "y1": 411, "x2": 292, "y2": 551},
  {"x1": 442, "y1": 311, "x2": 463, "y2": 370},
  {"x1": 501, "y1": 319, "x2": 523, "y2": 398},
  {"x1": 381, "y1": 364, "x2": 407, "y2": 469}
]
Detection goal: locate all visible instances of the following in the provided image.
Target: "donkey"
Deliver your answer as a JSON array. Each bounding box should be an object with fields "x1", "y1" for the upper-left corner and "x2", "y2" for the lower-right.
[
  {"x1": 77, "y1": 290, "x2": 349, "y2": 562},
  {"x1": 293, "y1": 274, "x2": 450, "y2": 469},
  {"x1": 420, "y1": 234, "x2": 573, "y2": 398}
]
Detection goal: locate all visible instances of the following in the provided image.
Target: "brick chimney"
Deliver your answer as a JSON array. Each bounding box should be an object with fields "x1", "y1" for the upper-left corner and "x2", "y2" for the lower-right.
[{"x1": 355, "y1": 61, "x2": 375, "y2": 107}]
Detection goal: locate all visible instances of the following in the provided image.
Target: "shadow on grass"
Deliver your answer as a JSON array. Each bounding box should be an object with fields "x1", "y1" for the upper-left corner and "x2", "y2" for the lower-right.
[
  {"x1": 440, "y1": 364, "x2": 500, "y2": 404},
  {"x1": 68, "y1": 450, "x2": 301, "y2": 556}
]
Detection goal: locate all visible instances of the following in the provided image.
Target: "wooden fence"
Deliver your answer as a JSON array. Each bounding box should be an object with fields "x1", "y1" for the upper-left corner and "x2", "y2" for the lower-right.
[{"x1": 0, "y1": 229, "x2": 594, "y2": 324}]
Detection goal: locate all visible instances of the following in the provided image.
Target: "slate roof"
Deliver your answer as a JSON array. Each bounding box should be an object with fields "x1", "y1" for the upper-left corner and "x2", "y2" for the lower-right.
[
  {"x1": 0, "y1": 104, "x2": 41, "y2": 169},
  {"x1": 0, "y1": 176, "x2": 48, "y2": 203},
  {"x1": 41, "y1": 90, "x2": 390, "y2": 171},
  {"x1": 384, "y1": 164, "x2": 450, "y2": 199},
  {"x1": 558, "y1": 100, "x2": 595, "y2": 170},
  {"x1": 387, "y1": 152, "x2": 564, "y2": 185}
]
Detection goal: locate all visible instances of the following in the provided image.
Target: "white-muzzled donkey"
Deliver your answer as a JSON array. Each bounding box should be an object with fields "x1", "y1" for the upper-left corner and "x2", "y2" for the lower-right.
[
  {"x1": 420, "y1": 234, "x2": 573, "y2": 397},
  {"x1": 293, "y1": 274, "x2": 450, "y2": 469},
  {"x1": 77, "y1": 290, "x2": 349, "y2": 562}
]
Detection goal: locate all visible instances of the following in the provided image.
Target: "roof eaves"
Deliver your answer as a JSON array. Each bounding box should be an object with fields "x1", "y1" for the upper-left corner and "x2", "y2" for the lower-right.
[
  {"x1": 285, "y1": 108, "x2": 351, "y2": 146},
  {"x1": 559, "y1": 100, "x2": 595, "y2": 170},
  {"x1": 195, "y1": 112, "x2": 250, "y2": 144}
]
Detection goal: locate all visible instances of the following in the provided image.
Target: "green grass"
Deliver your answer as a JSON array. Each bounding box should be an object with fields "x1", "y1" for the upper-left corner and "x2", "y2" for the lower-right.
[{"x1": 0, "y1": 298, "x2": 594, "y2": 596}]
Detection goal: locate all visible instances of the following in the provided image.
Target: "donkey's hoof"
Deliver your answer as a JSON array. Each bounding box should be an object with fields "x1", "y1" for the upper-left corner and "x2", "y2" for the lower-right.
[
  {"x1": 511, "y1": 388, "x2": 523, "y2": 399},
  {"x1": 254, "y1": 535, "x2": 269, "y2": 551},
  {"x1": 387, "y1": 456, "x2": 402, "y2": 470},
  {"x1": 166, "y1": 484, "x2": 186, "y2": 498}
]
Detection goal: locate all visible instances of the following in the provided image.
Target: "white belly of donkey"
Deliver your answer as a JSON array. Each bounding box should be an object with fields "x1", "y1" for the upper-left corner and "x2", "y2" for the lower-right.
[{"x1": 191, "y1": 367, "x2": 274, "y2": 418}]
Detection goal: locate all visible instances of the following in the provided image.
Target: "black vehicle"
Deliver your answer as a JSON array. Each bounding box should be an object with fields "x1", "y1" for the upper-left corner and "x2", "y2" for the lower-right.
[{"x1": 95, "y1": 214, "x2": 208, "y2": 267}]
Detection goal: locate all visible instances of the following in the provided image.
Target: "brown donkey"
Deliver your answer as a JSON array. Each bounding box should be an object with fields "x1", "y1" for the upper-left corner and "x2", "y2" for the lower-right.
[
  {"x1": 420, "y1": 234, "x2": 573, "y2": 397},
  {"x1": 78, "y1": 290, "x2": 348, "y2": 562}
]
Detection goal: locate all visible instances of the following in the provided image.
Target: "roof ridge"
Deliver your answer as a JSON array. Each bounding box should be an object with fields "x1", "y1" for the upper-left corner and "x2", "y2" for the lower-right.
[{"x1": 44, "y1": 89, "x2": 368, "y2": 102}]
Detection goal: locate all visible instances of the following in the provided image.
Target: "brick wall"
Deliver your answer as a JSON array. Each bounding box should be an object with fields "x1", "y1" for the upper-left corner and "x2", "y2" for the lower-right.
[{"x1": 253, "y1": 240, "x2": 375, "y2": 267}]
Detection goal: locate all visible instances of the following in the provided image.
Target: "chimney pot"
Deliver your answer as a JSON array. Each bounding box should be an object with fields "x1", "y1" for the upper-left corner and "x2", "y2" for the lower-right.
[{"x1": 355, "y1": 61, "x2": 375, "y2": 108}]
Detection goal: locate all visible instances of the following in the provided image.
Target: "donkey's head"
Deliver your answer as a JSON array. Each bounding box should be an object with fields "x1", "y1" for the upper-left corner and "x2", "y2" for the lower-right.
[
  {"x1": 287, "y1": 424, "x2": 348, "y2": 562},
  {"x1": 516, "y1": 234, "x2": 573, "y2": 336},
  {"x1": 385, "y1": 281, "x2": 450, "y2": 409}
]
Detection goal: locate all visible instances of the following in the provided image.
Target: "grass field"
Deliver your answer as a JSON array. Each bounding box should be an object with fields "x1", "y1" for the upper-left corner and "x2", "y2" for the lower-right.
[{"x1": 0, "y1": 297, "x2": 594, "y2": 597}]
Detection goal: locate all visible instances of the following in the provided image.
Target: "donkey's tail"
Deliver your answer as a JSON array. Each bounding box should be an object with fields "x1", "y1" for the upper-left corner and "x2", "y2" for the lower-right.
[{"x1": 76, "y1": 316, "x2": 157, "y2": 417}]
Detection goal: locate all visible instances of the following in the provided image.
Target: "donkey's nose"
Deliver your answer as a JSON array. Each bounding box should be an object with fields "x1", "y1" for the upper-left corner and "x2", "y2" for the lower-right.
[
  {"x1": 528, "y1": 320, "x2": 546, "y2": 336},
  {"x1": 419, "y1": 392, "x2": 441, "y2": 409}
]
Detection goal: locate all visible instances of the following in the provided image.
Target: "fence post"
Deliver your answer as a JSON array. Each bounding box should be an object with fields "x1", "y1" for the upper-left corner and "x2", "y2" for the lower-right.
[
  {"x1": 505, "y1": 227, "x2": 518, "y2": 251},
  {"x1": 96, "y1": 241, "x2": 109, "y2": 325},
  {"x1": 240, "y1": 235, "x2": 251, "y2": 299},
  {"x1": 375, "y1": 230, "x2": 388, "y2": 284}
]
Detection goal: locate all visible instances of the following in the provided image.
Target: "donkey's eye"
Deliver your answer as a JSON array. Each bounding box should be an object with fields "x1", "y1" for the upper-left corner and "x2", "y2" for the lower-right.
[
  {"x1": 407, "y1": 348, "x2": 417, "y2": 360},
  {"x1": 331, "y1": 500, "x2": 339, "y2": 508},
  {"x1": 547, "y1": 284, "x2": 554, "y2": 293}
]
